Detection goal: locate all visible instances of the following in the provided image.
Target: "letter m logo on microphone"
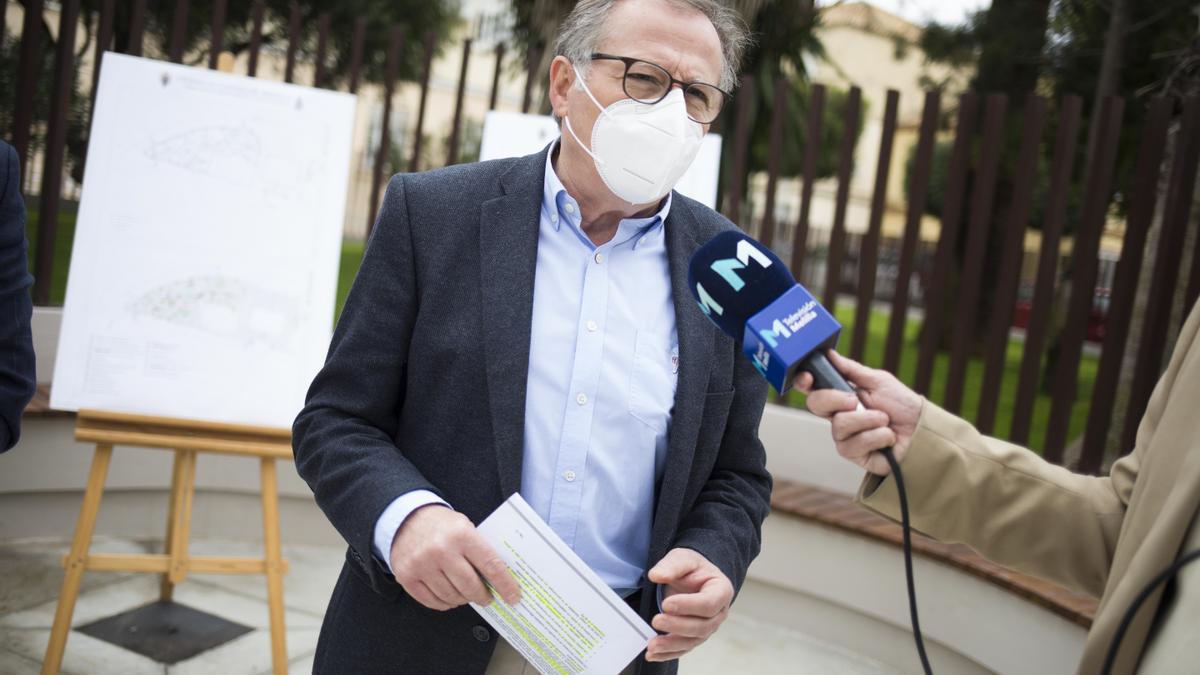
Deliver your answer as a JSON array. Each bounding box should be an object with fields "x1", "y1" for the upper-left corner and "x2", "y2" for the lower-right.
[
  {"x1": 744, "y1": 285, "x2": 841, "y2": 393},
  {"x1": 758, "y1": 319, "x2": 792, "y2": 347}
]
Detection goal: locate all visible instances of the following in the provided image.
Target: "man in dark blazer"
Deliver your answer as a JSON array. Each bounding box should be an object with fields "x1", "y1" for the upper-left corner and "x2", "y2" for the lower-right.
[
  {"x1": 293, "y1": 1, "x2": 770, "y2": 672},
  {"x1": 0, "y1": 139, "x2": 36, "y2": 452}
]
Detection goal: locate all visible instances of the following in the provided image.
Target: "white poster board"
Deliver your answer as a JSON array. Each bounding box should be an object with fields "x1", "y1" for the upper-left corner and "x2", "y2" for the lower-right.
[
  {"x1": 479, "y1": 111, "x2": 723, "y2": 209},
  {"x1": 51, "y1": 53, "x2": 356, "y2": 429}
]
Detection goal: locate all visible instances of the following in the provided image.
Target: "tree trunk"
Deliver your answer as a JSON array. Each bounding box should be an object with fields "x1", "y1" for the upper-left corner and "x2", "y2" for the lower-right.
[{"x1": 1106, "y1": 120, "x2": 1176, "y2": 457}]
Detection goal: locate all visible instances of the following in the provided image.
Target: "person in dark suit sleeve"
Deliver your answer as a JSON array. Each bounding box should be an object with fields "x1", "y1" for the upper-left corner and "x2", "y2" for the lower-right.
[
  {"x1": 293, "y1": 1, "x2": 769, "y2": 672},
  {"x1": 0, "y1": 139, "x2": 36, "y2": 452}
]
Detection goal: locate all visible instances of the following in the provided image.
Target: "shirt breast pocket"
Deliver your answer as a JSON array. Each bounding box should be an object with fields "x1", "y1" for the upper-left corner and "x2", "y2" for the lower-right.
[{"x1": 628, "y1": 330, "x2": 678, "y2": 435}]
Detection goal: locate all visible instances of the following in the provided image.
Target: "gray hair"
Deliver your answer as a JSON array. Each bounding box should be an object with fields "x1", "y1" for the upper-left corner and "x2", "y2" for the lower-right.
[{"x1": 554, "y1": 0, "x2": 751, "y2": 92}]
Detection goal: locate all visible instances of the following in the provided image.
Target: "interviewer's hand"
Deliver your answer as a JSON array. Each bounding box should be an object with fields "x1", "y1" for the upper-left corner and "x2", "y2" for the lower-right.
[
  {"x1": 793, "y1": 350, "x2": 923, "y2": 476},
  {"x1": 389, "y1": 504, "x2": 521, "y2": 611},
  {"x1": 645, "y1": 548, "x2": 733, "y2": 662}
]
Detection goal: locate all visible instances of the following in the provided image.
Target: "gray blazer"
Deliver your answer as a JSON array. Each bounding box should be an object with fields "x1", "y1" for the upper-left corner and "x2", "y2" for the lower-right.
[{"x1": 293, "y1": 147, "x2": 771, "y2": 674}]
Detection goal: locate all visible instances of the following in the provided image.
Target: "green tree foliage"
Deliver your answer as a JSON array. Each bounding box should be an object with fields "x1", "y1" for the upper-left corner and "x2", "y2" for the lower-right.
[
  {"x1": 83, "y1": 0, "x2": 460, "y2": 86},
  {"x1": 909, "y1": 0, "x2": 1198, "y2": 228},
  {"x1": 5, "y1": 1, "x2": 459, "y2": 184},
  {"x1": 1046, "y1": 0, "x2": 1198, "y2": 207}
]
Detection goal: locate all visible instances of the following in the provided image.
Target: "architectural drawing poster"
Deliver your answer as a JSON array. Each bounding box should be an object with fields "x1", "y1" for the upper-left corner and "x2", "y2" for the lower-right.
[{"x1": 51, "y1": 53, "x2": 356, "y2": 429}]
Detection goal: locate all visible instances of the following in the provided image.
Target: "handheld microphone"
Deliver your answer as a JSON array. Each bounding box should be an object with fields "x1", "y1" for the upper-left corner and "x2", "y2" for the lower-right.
[
  {"x1": 688, "y1": 230, "x2": 933, "y2": 675},
  {"x1": 689, "y1": 231, "x2": 1200, "y2": 674},
  {"x1": 686, "y1": 230, "x2": 849, "y2": 396}
]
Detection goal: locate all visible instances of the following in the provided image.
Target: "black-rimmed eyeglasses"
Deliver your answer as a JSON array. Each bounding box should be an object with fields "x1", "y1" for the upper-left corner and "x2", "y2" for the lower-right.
[{"x1": 589, "y1": 53, "x2": 730, "y2": 124}]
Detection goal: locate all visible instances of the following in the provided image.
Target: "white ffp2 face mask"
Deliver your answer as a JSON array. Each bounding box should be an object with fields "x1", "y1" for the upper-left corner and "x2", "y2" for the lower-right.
[{"x1": 563, "y1": 66, "x2": 704, "y2": 205}]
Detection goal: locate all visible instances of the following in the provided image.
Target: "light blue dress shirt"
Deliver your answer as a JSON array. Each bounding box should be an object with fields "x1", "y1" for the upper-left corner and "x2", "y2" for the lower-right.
[{"x1": 374, "y1": 145, "x2": 678, "y2": 594}]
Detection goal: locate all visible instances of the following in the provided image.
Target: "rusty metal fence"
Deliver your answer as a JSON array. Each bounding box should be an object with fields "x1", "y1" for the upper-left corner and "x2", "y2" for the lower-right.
[{"x1": 731, "y1": 75, "x2": 1200, "y2": 474}]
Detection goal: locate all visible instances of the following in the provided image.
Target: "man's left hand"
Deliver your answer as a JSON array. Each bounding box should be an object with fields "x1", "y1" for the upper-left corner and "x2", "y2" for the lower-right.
[{"x1": 645, "y1": 548, "x2": 733, "y2": 662}]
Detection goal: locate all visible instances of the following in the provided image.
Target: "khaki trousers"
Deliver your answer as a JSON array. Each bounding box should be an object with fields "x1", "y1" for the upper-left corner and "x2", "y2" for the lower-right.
[{"x1": 484, "y1": 639, "x2": 639, "y2": 675}]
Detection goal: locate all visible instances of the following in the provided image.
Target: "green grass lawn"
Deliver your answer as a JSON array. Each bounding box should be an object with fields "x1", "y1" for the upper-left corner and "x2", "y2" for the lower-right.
[
  {"x1": 336, "y1": 239, "x2": 364, "y2": 319},
  {"x1": 779, "y1": 304, "x2": 1098, "y2": 457},
  {"x1": 27, "y1": 209, "x2": 1094, "y2": 454}
]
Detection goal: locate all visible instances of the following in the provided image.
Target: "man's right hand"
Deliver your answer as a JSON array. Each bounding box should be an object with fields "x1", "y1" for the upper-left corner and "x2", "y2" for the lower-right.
[
  {"x1": 388, "y1": 504, "x2": 522, "y2": 611},
  {"x1": 793, "y1": 350, "x2": 924, "y2": 477}
]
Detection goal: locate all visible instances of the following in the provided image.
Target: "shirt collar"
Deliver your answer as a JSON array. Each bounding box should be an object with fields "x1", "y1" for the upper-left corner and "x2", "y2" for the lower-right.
[{"x1": 542, "y1": 142, "x2": 671, "y2": 250}]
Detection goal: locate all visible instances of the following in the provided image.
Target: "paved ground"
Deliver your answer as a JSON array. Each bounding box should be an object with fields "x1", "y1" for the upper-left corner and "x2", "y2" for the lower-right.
[{"x1": 0, "y1": 537, "x2": 893, "y2": 674}]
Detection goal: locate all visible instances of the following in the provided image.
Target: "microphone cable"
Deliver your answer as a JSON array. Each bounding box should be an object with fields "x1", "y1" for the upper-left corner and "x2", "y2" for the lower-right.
[
  {"x1": 808, "y1": 353, "x2": 933, "y2": 675},
  {"x1": 879, "y1": 446, "x2": 933, "y2": 675},
  {"x1": 1100, "y1": 548, "x2": 1200, "y2": 675}
]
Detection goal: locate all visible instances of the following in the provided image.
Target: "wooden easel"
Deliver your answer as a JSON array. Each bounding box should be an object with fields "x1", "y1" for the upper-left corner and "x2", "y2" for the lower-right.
[{"x1": 42, "y1": 410, "x2": 293, "y2": 675}]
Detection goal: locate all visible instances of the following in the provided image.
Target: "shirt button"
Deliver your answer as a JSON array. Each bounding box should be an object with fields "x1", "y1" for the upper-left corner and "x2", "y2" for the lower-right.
[
  {"x1": 564, "y1": 470, "x2": 577, "y2": 482},
  {"x1": 586, "y1": 320, "x2": 598, "y2": 332},
  {"x1": 576, "y1": 392, "x2": 588, "y2": 405},
  {"x1": 565, "y1": 203, "x2": 576, "y2": 214},
  {"x1": 594, "y1": 252, "x2": 605, "y2": 264},
  {"x1": 551, "y1": 213, "x2": 559, "y2": 223},
  {"x1": 472, "y1": 625, "x2": 491, "y2": 642}
]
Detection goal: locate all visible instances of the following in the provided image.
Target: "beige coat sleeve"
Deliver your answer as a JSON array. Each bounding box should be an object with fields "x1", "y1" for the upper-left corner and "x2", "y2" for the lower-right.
[
  {"x1": 858, "y1": 300, "x2": 1200, "y2": 599},
  {"x1": 858, "y1": 404, "x2": 1133, "y2": 597}
]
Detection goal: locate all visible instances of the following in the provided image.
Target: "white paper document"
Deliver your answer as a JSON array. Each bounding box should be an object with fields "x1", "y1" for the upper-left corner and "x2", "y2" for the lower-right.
[{"x1": 472, "y1": 494, "x2": 656, "y2": 675}]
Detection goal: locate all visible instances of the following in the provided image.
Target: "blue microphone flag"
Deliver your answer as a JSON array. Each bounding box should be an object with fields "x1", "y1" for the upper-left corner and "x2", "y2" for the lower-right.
[
  {"x1": 744, "y1": 285, "x2": 841, "y2": 393},
  {"x1": 687, "y1": 229, "x2": 843, "y2": 394}
]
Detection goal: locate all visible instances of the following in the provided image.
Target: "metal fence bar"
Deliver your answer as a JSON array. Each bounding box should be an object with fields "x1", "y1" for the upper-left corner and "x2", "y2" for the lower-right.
[
  {"x1": 851, "y1": 89, "x2": 899, "y2": 362},
  {"x1": 368, "y1": 25, "x2": 404, "y2": 239},
  {"x1": 1009, "y1": 95, "x2": 1083, "y2": 445},
  {"x1": 1043, "y1": 95, "x2": 1125, "y2": 463},
  {"x1": 884, "y1": 90, "x2": 939, "y2": 374},
  {"x1": 1119, "y1": 95, "x2": 1200, "y2": 455},
  {"x1": 314, "y1": 13, "x2": 331, "y2": 87},
  {"x1": 208, "y1": 0, "x2": 227, "y2": 69},
  {"x1": 348, "y1": 17, "x2": 366, "y2": 93},
  {"x1": 11, "y1": 0, "x2": 44, "y2": 181},
  {"x1": 822, "y1": 86, "x2": 860, "y2": 310},
  {"x1": 247, "y1": 1, "x2": 265, "y2": 77},
  {"x1": 284, "y1": 2, "x2": 301, "y2": 83},
  {"x1": 31, "y1": 0, "x2": 80, "y2": 305},
  {"x1": 446, "y1": 39, "x2": 473, "y2": 166},
  {"x1": 791, "y1": 83, "x2": 825, "y2": 285},
  {"x1": 408, "y1": 31, "x2": 436, "y2": 173},
  {"x1": 914, "y1": 92, "x2": 979, "y2": 395},
  {"x1": 976, "y1": 94, "x2": 1047, "y2": 435},
  {"x1": 522, "y1": 45, "x2": 542, "y2": 114},
  {"x1": 943, "y1": 94, "x2": 1007, "y2": 414},
  {"x1": 1078, "y1": 97, "x2": 1171, "y2": 473},
  {"x1": 90, "y1": 0, "x2": 117, "y2": 121},
  {"x1": 724, "y1": 74, "x2": 754, "y2": 224},
  {"x1": 489, "y1": 43, "x2": 506, "y2": 111},
  {"x1": 758, "y1": 76, "x2": 788, "y2": 250},
  {"x1": 127, "y1": 0, "x2": 146, "y2": 56},
  {"x1": 168, "y1": 0, "x2": 188, "y2": 64}
]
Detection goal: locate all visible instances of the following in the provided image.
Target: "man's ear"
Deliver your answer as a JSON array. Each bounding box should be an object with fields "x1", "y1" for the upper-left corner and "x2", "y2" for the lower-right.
[{"x1": 547, "y1": 55, "x2": 574, "y2": 120}]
